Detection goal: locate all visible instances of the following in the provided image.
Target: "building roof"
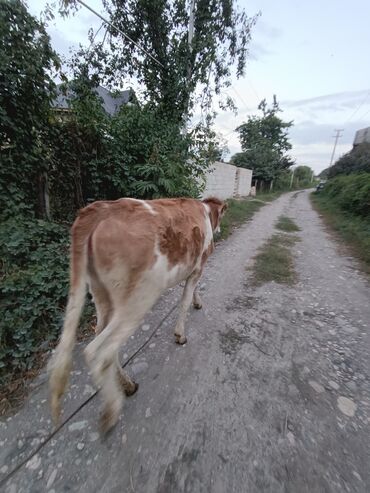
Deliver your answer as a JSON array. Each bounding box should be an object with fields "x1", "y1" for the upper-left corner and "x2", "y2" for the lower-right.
[{"x1": 53, "y1": 84, "x2": 134, "y2": 115}]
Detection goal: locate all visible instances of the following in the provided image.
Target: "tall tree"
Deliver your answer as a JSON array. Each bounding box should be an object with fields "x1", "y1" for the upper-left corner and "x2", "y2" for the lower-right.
[
  {"x1": 60, "y1": 0, "x2": 258, "y2": 124},
  {"x1": 232, "y1": 96, "x2": 294, "y2": 181},
  {"x1": 294, "y1": 165, "x2": 313, "y2": 182},
  {"x1": 0, "y1": 0, "x2": 60, "y2": 218}
]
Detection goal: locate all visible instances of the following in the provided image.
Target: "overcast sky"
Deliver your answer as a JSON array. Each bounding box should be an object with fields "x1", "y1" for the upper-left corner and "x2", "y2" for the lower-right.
[{"x1": 29, "y1": 0, "x2": 370, "y2": 173}]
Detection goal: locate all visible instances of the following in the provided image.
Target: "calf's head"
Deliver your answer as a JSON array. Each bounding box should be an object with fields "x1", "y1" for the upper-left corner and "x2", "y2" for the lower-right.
[{"x1": 202, "y1": 197, "x2": 228, "y2": 234}]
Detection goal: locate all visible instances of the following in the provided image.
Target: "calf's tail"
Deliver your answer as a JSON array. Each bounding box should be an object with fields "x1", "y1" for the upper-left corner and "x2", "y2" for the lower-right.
[{"x1": 49, "y1": 218, "x2": 90, "y2": 424}]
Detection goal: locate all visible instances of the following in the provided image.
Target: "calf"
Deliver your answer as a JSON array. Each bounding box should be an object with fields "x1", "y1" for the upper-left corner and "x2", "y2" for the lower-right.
[{"x1": 49, "y1": 197, "x2": 227, "y2": 433}]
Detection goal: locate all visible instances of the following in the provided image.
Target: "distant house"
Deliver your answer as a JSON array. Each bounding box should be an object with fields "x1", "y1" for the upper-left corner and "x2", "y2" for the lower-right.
[
  {"x1": 353, "y1": 126, "x2": 370, "y2": 147},
  {"x1": 52, "y1": 84, "x2": 136, "y2": 118}
]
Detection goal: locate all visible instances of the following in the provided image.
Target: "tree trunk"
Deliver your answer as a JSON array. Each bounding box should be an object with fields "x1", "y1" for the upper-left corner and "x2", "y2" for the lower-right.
[{"x1": 38, "y1": 172, "x2": 50, "y2": 220}]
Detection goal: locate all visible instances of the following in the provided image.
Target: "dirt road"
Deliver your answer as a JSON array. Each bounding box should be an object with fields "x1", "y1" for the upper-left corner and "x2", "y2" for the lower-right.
[{"x1": 1, "y1": 190, "x2": 369, "y2": 493}]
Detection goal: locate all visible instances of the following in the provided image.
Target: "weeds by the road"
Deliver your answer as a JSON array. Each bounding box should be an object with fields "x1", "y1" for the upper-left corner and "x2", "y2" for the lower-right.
[
  {"x1": 311, "y1": 193, "x2": 370, "y2": 274},
  {"x1": 249, "y1": 234, "x2": 299, "y2": 285},
  {"x1": 275, "y1": 215, "x2": 300, "y2": 232},
  {"x1": 219, "y1": 192, "x2": 284, "y2": 240}
]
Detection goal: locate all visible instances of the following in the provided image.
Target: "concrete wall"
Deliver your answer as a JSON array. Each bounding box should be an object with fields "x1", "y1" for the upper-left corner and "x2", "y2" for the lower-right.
[
  {"x1": 201, "y1": 161, "x2": 252, "y2": 200},
  {"x1": 237, "y1": 168, "x2": 253, "y2": 197},
  {"x1": 201, "y1": 162, "x2": 238, "y2": 200},
  {"x1": 353, "y1": 127, "x2": 370, "y2": 146}
]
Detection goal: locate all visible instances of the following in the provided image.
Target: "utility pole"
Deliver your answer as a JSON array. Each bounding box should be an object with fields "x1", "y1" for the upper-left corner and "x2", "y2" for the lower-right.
[
  {"x1": 329, "y1": 129, "x2": 344, "y2": 166},
  {"x1": 182, "y1": 0, "x2": 196, "y2": 135},
  {"x1": 187, "y1": 0, "x2": 196, "y2": 75}
]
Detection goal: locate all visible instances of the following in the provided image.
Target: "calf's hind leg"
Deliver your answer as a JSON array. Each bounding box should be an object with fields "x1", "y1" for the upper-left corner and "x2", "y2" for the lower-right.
[
  {"x1": 192, "y1": 283, "x2": 203, "y2": 310},
  {"x1": 85, "y1": 289, "x2": 160, "y2": 433},
  {"x1": 84, "y1": 313, "x2": 128, "y2": 434},
  {"x1": 116, "y1": 353, "x2": 138, "y2": 396},
  {"x1": 88, "y1": 274, "x2": 112, "y2": 335}
]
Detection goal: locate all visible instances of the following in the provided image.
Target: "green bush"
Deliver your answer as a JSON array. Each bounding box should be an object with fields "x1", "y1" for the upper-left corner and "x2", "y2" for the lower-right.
[
  {"x1": 328, "y1": 143, "x2": 370, "y2": 178},
  {"x1": 0, "y1": 217, "x2": 69, "y2": 380},
  {"x1": 311, "y1": 193, "x2": 370, "y2": 270},
  {"x1": 321, "y1": 173, "x2": 370, "y2": 218}
]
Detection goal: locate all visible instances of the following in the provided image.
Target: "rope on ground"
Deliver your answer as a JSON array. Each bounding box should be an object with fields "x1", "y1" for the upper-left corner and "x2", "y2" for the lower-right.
[{"x1": 0, "y1": 304, "x2": 178, "y2": 489}]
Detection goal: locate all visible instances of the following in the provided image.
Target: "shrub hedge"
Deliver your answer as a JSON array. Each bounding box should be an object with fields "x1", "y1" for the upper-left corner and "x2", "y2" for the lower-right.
[{"x1": 321, "y1": 173, "x2": 370, "y2": 218}]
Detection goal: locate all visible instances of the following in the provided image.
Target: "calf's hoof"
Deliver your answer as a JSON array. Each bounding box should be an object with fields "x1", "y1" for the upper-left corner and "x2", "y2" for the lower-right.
[
  {"x1": 193, "y1": 301, "x2": 202, "y2": 310},
  {"x1": 124, "y1": 381, "x2": 139, "y2": 397},
  {"x1": 175, "y1": 334, "x2": 187, "y2": 345}
]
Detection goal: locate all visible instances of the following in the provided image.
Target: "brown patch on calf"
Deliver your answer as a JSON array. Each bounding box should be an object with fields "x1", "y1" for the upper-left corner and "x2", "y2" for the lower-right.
[
  {"x1": 153, "y1": 199, "x2": 206, "y2": 268},
  {"x1": 159, "y1": 227, "x2": 187, "y2": 266}
]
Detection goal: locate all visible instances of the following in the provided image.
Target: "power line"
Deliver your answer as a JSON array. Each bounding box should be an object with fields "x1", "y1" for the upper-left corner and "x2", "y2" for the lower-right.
[
  {"x1": 230, "y1": 86, "x2": 249, "y2": 109},
  {"x1": 245, "y1": 75, "x2": 260, "y2": 101},
  {"x1": 76, "y1": 0, "x2": 165, "y2": 68},
  {"x1": 343, "y1": 91, "x2": 370, "y2": 125},
  {"x1": 357, "y1": 106, "x2": 370, "y2": 122}
]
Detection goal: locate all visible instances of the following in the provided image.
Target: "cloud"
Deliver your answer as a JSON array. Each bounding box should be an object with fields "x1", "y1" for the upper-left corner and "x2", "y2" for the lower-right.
[
  {"x1": 283, "y1": 89, "x2": 370, "y2": 112},
  {"x1": 289, "y1": 120, "x2": 367, "y2": 146},
  {"x1": 292, "y1": 142, "x2": 351, "y2": 173},
  {"x1": 256, "y1": 20, "x2": 283, "y2": 40},
  {"x1": 248, "y1": 41, "x2": 274, "y2": 61},
  {"x1": 247, "y1": 19, "x2": 282, "y2": 61}
]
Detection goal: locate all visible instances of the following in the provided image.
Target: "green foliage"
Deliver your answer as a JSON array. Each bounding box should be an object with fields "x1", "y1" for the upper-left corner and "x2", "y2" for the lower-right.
[
  {"x1": 328, "y1": 143, "x2": 370, "y2": 178},
  {"x1": 0, "y1": 217, "x2": 69, "y2": 380},
  {"x1": 319, "y1": 173, "x2": 370, "y2": 218},
  {"x1": 294, "y1": 165, "x2": 313, "y2": 183},
  {"x1": 46, "y1": 100, "x2": 210, "y2": 223},
  {"x1": 275, "y1": 216, "x2": 300, "y2": 232},
  {"x1": 99, "y1": 105, "x2": 203, "y2": 199},
  {"x1": 318, "y1": 167, "x2": 329, "y2": 179},
  {"x1": 273, "y1": 170, "x2": 294, "y2": 190},
  {"x1": 311, "y1": 192, "x2": 370, "y2": 272},
  {"x1": 63, "y1": 0, "x2": 258, "y2": 123},
  {"x1": 0, "y1": 0, "x2": 60, "y2": 218},
  {"x1": 232, "y1": 96, "x2": 294, "y2": 182},
  {"x1": 218, "y1": 198, "x2": 267, "y2": 240}
]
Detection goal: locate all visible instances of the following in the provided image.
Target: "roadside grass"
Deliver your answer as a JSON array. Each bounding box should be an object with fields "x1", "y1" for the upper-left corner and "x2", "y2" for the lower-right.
[
  {"x1": 219, "y1": 191, "x2": 284, "y2": 241},
  {"x1": 248, "y1": 234, "x2": 300, "y2": 286},
  {"x1": 311, "y1": 193, "x2": 370, "y2": 274},
  {"x1": 275, "y1": 215, "x2": 300, "y2": 232}
]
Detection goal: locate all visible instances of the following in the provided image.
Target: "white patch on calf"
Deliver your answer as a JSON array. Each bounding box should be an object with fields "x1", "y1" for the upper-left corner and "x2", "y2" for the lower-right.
[
  {"x1": 125, "y1": 198, "x2": 156, "y2": 215},
  {"x1": 148, "y1": 241, "x2": 189, "y2": 289},
  {"x1": 202, "y1": 204, "x2": 214, "y2": 252}
]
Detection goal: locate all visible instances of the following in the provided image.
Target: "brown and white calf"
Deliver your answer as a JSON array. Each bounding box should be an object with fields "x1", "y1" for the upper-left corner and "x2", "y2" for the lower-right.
[{"x1": 49, "y1": 196, "x2": 227, "y2": 433}]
